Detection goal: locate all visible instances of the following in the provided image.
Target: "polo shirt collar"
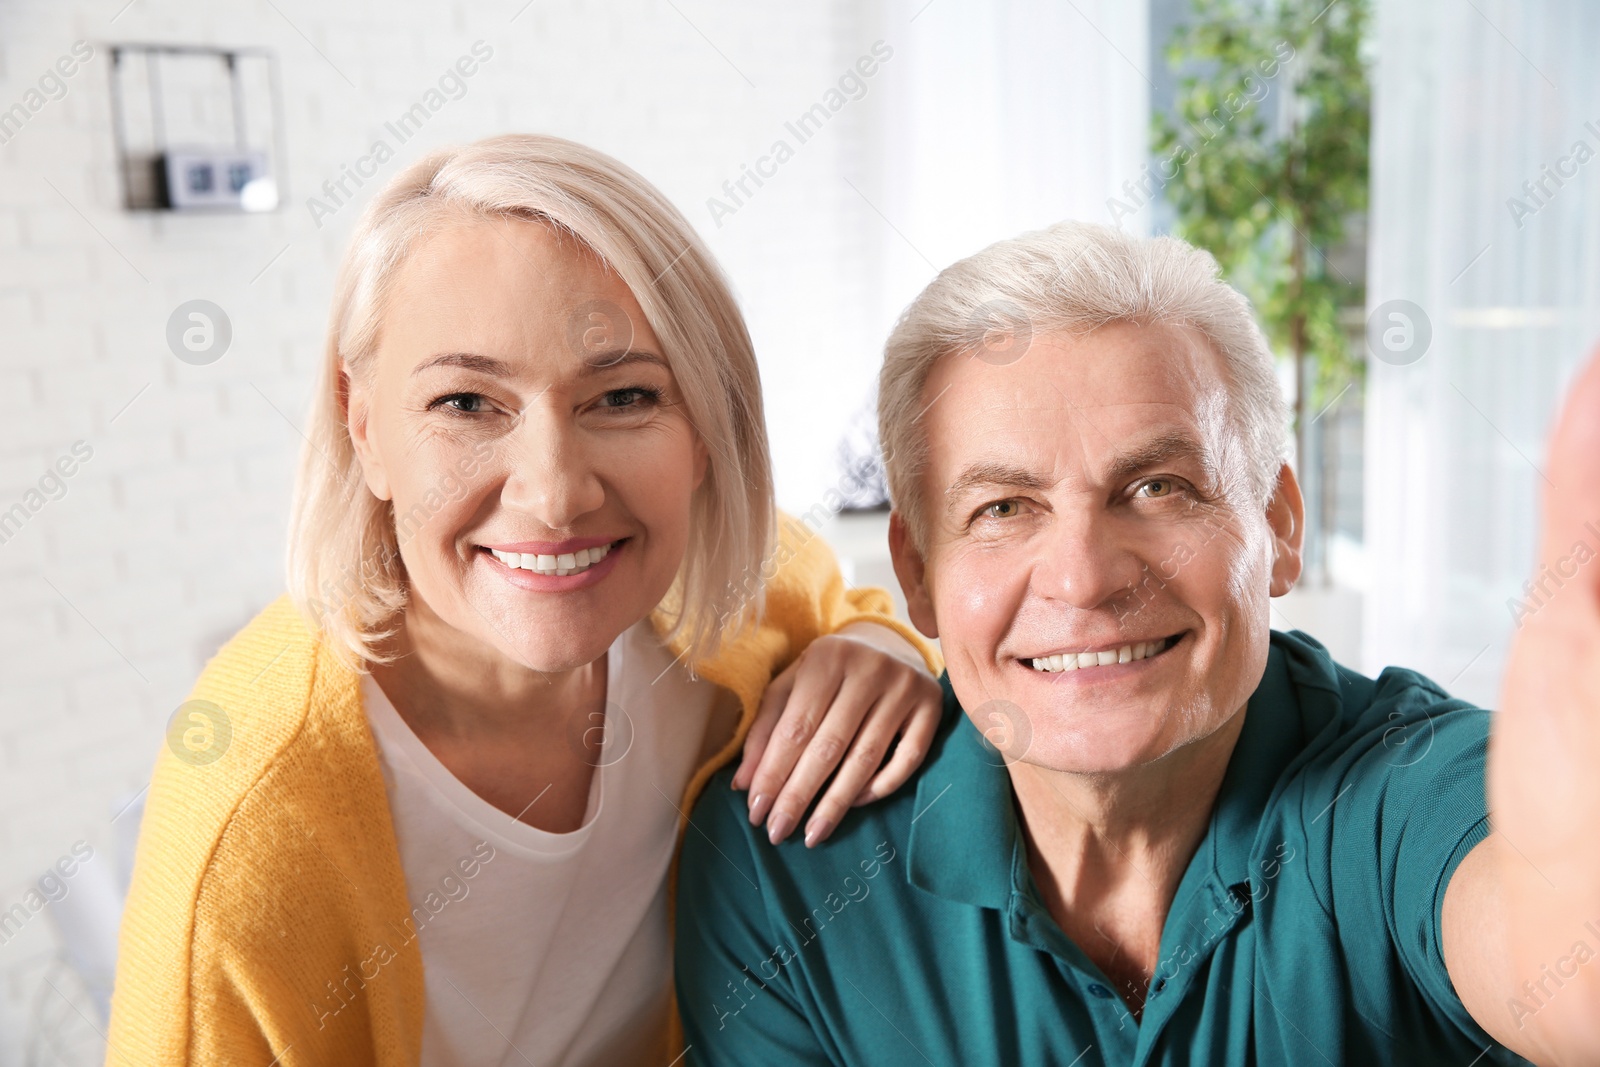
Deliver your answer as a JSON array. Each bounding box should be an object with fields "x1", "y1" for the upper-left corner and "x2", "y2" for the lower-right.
[
  {"x1": 906, "y1": 675, "x2": 1017, "y2": 910},
  {"x1": 1203, "y1": 631, "x2": 1345, "y2": 888},
  {"x1": 905, "y1": 632, "x2": 1343, "y2": 909}
]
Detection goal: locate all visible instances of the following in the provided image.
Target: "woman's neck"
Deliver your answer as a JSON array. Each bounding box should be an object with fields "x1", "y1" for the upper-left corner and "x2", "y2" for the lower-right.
[{"x1": 367, "y1": 597, "x2": 612, "y2": 831}]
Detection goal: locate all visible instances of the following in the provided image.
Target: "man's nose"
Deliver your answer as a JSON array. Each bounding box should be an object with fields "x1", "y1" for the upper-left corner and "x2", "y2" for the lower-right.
[
  {"x1": 1038, "y1": 510, "x2": 1147, "y2": 611},
  {"x1": 497, "y1": 405, "x2": 605, "y2": 530}
]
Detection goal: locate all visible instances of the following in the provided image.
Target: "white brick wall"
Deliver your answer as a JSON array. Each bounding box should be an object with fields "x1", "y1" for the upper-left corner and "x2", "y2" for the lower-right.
[
  {"x1": 0, "y1": 0, "x2": 1147, "y2": 1058},
  {"x1": 0, "y1": 0, "x2": 895, "y2": 1055}
]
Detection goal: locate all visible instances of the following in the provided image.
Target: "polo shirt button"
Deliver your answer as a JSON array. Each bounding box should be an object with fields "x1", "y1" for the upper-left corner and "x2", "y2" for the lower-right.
[{"x1": 1086, "y1": 983, "x2": 1114, "y2": 999}]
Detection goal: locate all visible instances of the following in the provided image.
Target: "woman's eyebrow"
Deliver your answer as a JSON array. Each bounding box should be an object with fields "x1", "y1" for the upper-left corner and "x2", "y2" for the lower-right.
[
  {"x1": 409, "y1": 350, "x2": 669, "y2": 377},
  {"x1": 411, "y1": 352, "x2": 511, "y2": 376},
  {"x1": 578, "y1": 349, "x2": 669, "y2": 375}
]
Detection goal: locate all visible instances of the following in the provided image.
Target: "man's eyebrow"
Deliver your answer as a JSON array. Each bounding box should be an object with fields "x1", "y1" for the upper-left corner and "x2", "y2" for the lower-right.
[
  {"x1": 1101, "y1": 430, "x2": 1211, "y2": 485},
  {"x1": 943, "y1": 431, "x2": 1211, "y2": 503},
  {"x1": 945, "y1": 462, "x2": 1055, "y2": 500}
]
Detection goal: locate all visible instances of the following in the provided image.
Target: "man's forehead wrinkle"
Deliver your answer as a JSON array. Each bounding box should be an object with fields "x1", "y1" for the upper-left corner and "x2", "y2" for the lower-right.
[
  {"x1": 1039, "y1": 374, "x2": 1192, "y2": 497},
  {"x1": 1042, "y1": 375, "x2": 1121, "y2": 454},
  {"x1": 948, "y1": 372, "x2": 1213, "y2": 477}
]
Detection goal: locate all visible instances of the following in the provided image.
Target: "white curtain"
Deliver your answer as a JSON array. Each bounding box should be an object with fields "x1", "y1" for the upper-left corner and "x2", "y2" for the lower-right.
[
  {"x1": 870, "y1": 0, "x2": 1151, "y2": 325},
  {"x1": 1364, "y1": 0, "x2": 1600, "y2": 704},
  {"x1": 748, "y1": 0, "x2": 1149, "y2": 517},
  {"x1": 819, "y1": 0, "x2": 1149, "y2": 594}
]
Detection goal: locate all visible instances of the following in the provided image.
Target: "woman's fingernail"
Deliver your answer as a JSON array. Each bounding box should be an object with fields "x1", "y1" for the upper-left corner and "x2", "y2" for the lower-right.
[
  {"x1": 804, "y1": 819, "x2": 832, "y2": 848},
  {"x1": 748, "y1": 793, "x2": 772, "y2": 825},
  {"x1": 767, "y1": 811, "x2": 794, "y2": 845}
]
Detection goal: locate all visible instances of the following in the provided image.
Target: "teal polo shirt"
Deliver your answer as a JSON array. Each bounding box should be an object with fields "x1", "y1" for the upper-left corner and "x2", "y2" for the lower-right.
[{"x1": 675, "y1": 630, "x2": 1533, "y2": 1066}]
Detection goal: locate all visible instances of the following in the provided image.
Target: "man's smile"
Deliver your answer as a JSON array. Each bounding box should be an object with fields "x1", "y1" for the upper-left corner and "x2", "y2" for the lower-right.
[{"x1": 1021, "y1": 631, "x2": 1186, "y2": 673}]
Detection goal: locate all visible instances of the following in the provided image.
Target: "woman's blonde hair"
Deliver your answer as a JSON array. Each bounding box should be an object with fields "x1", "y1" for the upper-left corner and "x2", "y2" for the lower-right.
[{"x1": 288, "y1": 134, "x2": 773, "y2": 666}]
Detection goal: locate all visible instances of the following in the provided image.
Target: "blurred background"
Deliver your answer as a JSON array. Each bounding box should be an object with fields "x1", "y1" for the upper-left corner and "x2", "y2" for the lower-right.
[{"x1": 0, "y1": 0, "x2": 1596, "y2": 1060}]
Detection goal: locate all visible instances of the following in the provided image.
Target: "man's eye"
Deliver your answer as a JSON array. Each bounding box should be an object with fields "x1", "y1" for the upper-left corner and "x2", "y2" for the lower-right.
[
  {"x1": 1136, "y1": 478, "x2": 1175, "y2": 498},
  {"x1": 431, "y1": 393, "x2": 489, "y2": 414},
  {"x1": 979, "y1": 500, "x2": 1022, "y2": 520}
]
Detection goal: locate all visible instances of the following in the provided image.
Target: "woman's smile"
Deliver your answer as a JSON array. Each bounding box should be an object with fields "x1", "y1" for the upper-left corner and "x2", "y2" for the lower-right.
[{"x1": 478, "y1": 536, "x2": 630, "y2": 590}]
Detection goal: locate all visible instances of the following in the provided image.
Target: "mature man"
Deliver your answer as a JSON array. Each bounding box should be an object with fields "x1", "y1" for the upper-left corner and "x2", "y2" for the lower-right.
[{"x1": 675, "y1": 221, "x2": 1600, "y2": 1065}]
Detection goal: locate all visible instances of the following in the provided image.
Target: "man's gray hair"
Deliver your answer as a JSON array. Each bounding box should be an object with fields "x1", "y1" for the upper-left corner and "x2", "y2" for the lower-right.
[{"x1": 878, "y1": 220, "x2": 1290, "y2": 549}]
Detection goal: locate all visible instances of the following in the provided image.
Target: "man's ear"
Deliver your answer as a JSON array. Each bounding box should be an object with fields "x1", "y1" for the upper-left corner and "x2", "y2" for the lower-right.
[
  {"x1": 888, "y1": 510, "x2": 939, "y2": 640},
  {"x1": 1266, "y1": 461, "x2": 1305, "y2": 597},
  {"x1": 344, "y1": 362, "x2": 393, "y2": 503}
]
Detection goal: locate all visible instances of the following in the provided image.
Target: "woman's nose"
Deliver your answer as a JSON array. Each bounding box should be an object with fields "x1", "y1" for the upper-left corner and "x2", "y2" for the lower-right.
[{"x1": 497, "y1": 407, "x2": 605, "y2": 530}]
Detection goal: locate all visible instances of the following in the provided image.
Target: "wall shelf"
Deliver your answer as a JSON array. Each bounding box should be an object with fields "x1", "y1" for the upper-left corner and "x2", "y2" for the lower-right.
[{"x1": 107, "y1": 43, "x2": 286, "y2": 212}]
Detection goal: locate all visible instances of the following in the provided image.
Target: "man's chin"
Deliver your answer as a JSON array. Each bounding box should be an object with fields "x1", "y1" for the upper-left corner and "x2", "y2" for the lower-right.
[
  {"x1": 1010, "y1": 737, "x2": 1177, "y2": 777},
  {"x1": 979, "y1": 698, "x2": 1195, "y2": 775}
]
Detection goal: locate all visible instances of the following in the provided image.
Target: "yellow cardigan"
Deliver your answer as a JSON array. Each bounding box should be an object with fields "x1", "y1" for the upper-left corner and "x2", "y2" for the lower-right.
[{"x1": 107, "y1": 517, "x2": 936, "y2": 1065}]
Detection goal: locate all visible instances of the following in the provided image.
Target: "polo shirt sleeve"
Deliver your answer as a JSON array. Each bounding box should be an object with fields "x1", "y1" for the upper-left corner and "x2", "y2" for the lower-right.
[
  {"x1": 1321, "y1": 670, "x2": 1510, "y2": 1057},
  {"x1": 675, "y1": 767, "x2": 832, "y2": 1066}
]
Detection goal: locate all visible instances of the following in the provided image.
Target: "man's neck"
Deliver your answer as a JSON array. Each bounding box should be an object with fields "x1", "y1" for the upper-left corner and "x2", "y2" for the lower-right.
[{"x1": 1007, "y1": 707, "x2": 1247, "y2": 1020}]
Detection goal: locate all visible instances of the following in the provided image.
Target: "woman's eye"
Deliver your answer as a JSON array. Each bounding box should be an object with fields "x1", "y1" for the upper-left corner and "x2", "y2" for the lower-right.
[
  {"x1": 430, "y1": 392, "x2": 490, "y2": 415},
  {"x1": 1137, "y1": 478, "x2": 1175, "y2": 498},
  {"x1": 979, "y1": 500, "x2": 1022, "y2": 520},
  {"x1": 600, "y1": 386, "x2": 662, "y2": 410}
]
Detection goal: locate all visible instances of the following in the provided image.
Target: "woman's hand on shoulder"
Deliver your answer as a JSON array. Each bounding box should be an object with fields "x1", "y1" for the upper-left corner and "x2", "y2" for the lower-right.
[{"x1": 732, "y1": 622, "x2": 942, "y2": 847}]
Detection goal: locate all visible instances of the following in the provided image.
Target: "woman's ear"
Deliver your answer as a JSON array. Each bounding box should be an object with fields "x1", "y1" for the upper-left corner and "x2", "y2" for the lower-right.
[
  {"x1": 690, "y1": 436, "x2": 710, "y2": 493},
  {"x1": 344, "y1": 361, "x2": 393, "y2": 502},
  {"x1": 1266, "y1": 462, "x2": 1305, "y2": 597},
  {"x1": 888, "y1": 510, "x2": 939, "y2": 640}
]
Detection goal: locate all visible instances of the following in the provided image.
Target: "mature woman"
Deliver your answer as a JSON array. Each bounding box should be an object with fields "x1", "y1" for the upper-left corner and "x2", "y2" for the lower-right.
[{"x1": 108, "y1": 135, "x2": 941, "y2": 1065}]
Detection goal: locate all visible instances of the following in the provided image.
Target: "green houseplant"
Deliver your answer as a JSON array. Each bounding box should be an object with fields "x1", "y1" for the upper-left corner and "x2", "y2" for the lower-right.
[{"x1": 1152, "y1": 0, "x2": 1371, "y2": 502}]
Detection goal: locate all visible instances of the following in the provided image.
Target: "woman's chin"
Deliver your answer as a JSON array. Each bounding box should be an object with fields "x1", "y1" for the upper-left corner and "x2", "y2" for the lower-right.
[
  {"x1": 495, "y1": 625, "x2": 629, "y2": 675},
  {"x1": 418, "y1": 591, "x2": 634, "y2": 674}
]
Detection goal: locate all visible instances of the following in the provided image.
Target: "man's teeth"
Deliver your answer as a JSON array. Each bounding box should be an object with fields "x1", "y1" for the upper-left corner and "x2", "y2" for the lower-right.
[
  {"x1": 489, "y1": 543, "x2": 612, "y2": 577},
  {"x1": 1028, "y1": 637, "x2": 1172, "y2": 673}
]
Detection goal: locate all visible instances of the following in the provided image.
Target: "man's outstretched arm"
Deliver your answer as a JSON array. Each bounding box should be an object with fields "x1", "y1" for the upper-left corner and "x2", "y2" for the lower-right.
[{"x1": 1445, "y1": 348, "x2": 1600, "y2": 1065}]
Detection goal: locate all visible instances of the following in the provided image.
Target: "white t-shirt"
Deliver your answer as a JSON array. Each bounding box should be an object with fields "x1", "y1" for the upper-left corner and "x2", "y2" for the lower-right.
[{"x1": 361, "y1": 620, "x2": 720, "y2": 1066}]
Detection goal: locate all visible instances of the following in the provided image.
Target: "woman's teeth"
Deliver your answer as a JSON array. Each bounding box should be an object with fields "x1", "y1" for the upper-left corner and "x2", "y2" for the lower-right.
[
  {"x1": 489, "y1": 543, "x2": 612, "y2": 577},
  {"x1": 1028, "y1": 636, "x2": 1174, "y2": 673}
]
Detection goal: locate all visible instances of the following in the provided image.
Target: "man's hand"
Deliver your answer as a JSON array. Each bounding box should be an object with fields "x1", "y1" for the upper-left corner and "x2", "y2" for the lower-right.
[
  {"x1": 731, "y1": 622, "x2": 942, "y2": 848},
  {"x1": 1479, "y1": 347, "x2": 1600, "y2": 1063}
]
